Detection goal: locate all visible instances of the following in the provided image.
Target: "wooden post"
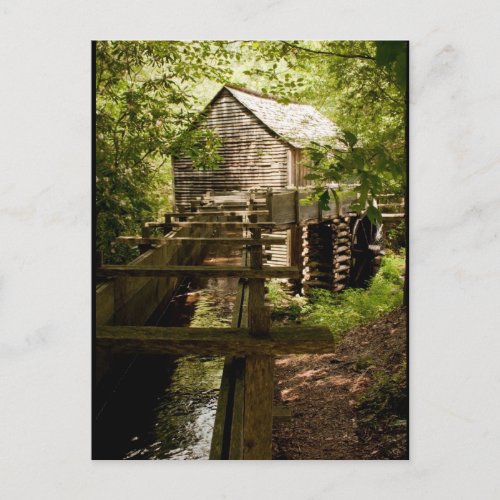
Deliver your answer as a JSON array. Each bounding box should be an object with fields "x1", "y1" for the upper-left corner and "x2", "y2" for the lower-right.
[
  {"x1": 265, "y1": 188, "x2": 273, "y2": 223},
  {"x1": 294, "y1": 188, "x2": 299, "y2": 224},
  {"x1": 243, "y1": 202, "x2": 273, "y2": 459},
  {"x1": 189, "y1": 200, "x2": 198, "y2": 217},
  {"x1": 138, "y1": 225, "x2": 151, "y2": 254},
  {"x1": 164, "y1": 214, "x2": 172, "y2": 235},
  {"x1": 247, "y1": 201, "x2": 269, "y2": 336}
]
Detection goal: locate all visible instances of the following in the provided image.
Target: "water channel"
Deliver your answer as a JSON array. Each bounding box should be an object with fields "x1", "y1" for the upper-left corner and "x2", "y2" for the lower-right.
[{"x1": 94, "y1": 244, "x2": 241, "y2": 460}]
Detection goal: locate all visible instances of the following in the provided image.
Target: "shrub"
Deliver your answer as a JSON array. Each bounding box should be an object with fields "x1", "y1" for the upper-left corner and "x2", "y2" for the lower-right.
[
  {"x1": 268, "y1": 254, "x2": 405, "y2": 340},
  {"x1": 267, "y1": 281, "x2": 307, "y2": 321},
  {"x1": 386, "y1": 221, "x2": 406, "y2": 251}
]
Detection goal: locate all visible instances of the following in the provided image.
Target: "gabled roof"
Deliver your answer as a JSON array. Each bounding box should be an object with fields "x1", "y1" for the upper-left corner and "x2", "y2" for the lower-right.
[{"x1": 223, "y1": 85, "x2": 339, "y2": 148}]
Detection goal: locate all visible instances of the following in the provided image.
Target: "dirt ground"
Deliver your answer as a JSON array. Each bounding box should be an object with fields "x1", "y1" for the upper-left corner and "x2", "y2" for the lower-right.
[{"x1": 272, "y1": 307, "x2": 408, "y2": 460}]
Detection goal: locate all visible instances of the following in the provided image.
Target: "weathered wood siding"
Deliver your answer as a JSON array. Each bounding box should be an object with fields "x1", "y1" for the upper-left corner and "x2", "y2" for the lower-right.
[
  {"x1": 294, "y1": 150, "x2": 314, "y2": 187},
  {"x1": 173, "y1": 89, "x2": 289, "y2": 208}
]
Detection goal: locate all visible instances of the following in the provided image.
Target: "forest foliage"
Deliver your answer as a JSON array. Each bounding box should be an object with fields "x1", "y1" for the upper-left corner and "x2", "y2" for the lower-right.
[
  {"x1": 95, "y1": 41, "x2": 407, "y2": 262},
  {"x1": 268, "y1": 253, "x2": 405, "y2": 340}
]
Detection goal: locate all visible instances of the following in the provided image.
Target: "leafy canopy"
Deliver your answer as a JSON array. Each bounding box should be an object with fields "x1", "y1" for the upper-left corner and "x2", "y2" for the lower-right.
[
  {"x1": 95, "y1": 41, "x2": 235, "y2": 261},
  {"x1": 251, "y1": 41, "x2": 408, "y2": 222},
  {"x1": 95, "y1": 41, "x2": 407, "y2": 261}
]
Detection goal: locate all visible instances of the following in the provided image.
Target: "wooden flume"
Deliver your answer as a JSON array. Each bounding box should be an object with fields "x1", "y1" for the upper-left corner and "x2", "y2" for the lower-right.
[{"x1": 96, "y1": 188, "x2": 398, "y2": 459}]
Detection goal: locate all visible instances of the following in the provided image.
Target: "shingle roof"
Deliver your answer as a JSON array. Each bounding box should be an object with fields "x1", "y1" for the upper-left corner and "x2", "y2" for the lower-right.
[{"x1": 224, "y1": 86, "x2": 339, "y2": 148}]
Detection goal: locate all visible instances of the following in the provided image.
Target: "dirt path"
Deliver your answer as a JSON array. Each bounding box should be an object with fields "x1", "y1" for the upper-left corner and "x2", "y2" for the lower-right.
[{"x1": 272, "y1": 307, "x2": 408, "y2": 460}]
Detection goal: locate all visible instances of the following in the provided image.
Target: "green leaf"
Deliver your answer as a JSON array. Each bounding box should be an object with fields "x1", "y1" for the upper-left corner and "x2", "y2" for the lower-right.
[
  {"x1": 304, "y1": 173, "x2": 322, "y2": 180},
  {"x1": 351, "y1": 151, "x2": 365, "y2": 169},
  {"x1": 343, "y1": 131, "x2": 358, "y2": 147},
  {"x1": 330, "y1": 189, "x2": 340, "y2": 213},
  {"x1": 324, "y1": 169, "x2": 339, "y2": 181},
  {"x1": 366, "y1": 205, "x2": 382, "y2": 224},
  {"x1": 318, "y1": 190, "x2": 330, "y2": 211}
]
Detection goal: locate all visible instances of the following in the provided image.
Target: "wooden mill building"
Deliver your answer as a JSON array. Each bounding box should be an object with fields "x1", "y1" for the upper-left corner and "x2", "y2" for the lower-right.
[
  {"x1": 171, "y1": 85, "x2": 379, "y2": 290},
  {"x1": 172, "y1": 85, "x2": 339, "y2": 207}
]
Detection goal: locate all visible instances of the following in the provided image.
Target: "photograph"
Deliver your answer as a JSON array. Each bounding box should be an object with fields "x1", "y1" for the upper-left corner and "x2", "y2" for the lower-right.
[{"x1": 93, "y1": 40, "x2": 408, "y2": 460}]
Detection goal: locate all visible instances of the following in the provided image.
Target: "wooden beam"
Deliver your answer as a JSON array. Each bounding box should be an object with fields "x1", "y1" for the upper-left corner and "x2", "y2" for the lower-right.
[
  {"x1": 96, "y1": 325, "x2": 334, "y2": 356},
  {"x1": 170, "y1": 237, "x2": 287, "y2": 245},
  {"x1": 381, "y1": 213, "x2": 405, "y2": 219},
  {"x1": 228, "y1": 357, "x2": 245, "y2": 459},
  {"x1": 139, "y1": 225, "x2": 152, "y2": 254},
  {"x1": 96, "y1": 265, "x2": 300, "y2": 279},
  {"x1": 210, "y1": 279, "x2": 247, "y2": 460},
  {"x1": 243, "y1": 354, "x2": 274, "y2": 459},
  {"x1": 171, "y1": 221, "x2": 275, "y2": 228},
  {"x1": 143, "y1": 222, "x2": 167, "y2": 228},
  {"x1": 377, "y1": 203, "x2": 403, "y2": 209},
  {"x1": 164, "y1": 210, "x2": 269, "y2": 217},
  {"x1": 247, "y1": 208, "x2": 269, "y2": 336},
  {"x1": 116, "y1": 236, "x2": 287, "y2": 246},
  {"x1": 243, "y1": 209, "x2": 273, "y2": 456},
  {"x1": 238, "y1": 224, "x2": 274, "y2": 460},
  {"x1": 199, "y1": 203, "x2": 268, "y2": 210},
  {"x1": 209, "y1": 356, "x2": 234, "y2": 460}
]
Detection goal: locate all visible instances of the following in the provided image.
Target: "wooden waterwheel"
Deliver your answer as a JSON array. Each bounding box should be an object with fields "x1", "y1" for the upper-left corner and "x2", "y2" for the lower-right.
[{"x1": 350, "y1": 215, "x2": 384, "y2": 288}]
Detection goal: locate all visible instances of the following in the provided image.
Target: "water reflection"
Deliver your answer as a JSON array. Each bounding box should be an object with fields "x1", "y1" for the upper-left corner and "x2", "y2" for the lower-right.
[{"x1": 124, "y1": 356, "x2": 224, "y2": 460}]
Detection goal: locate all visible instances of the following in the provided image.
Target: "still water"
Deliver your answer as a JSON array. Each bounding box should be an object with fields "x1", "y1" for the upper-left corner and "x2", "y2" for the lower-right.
[{"x1": 94, "y1": 246, "x2": 240, "y2": 460}]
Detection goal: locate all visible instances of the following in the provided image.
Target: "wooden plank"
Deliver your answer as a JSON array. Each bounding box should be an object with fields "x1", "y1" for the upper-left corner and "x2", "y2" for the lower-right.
[
  {"x1": 242, "y1": 355, "x2": 274, "y2": 460},
  {"x1": 171, "y1": 237, "x2": 287, "y2": 244},
  {"x1": 143, "y1": 222, "x2": 166, "y2": 228},
  {"x1": 165, "y1": 210, "x2": 269, "y2": 217},
  {"x1": 298, "y1": 190, "x2": 321, "y2": 223},
  {"x1": 232, "y1": 279, "x2": 246, "y2": 329},
  {"x1": 96, "y1": 325, "x2": 334, "y2": 356},
  {"x1": 196, "y1": 203, "x2": 268, "y2": 210},
  {"x1": 170, "y1": 221, "x2": 275, "y2": 228},
  {"x1": 97, "y1": 265, "x2": 300, "y2": 279},
  {"x1": 239, "y1": 271, "x2": 250, "y2": 329},
  {"x1": 210, "y1": 278, "x2": 247, "y2": 460},
  {"x1": 116, "y1": 236, "x2": 287, "y2": 246},
  {"x1": 382, "y1": 213, "x2": 405, "y2": 219},
  {"x1": 271, "y1": 191, "x2": 296, "y2": 224},
  {"x1": 228, "y1": 357, "x2": 245, "y2": 459},
  {"x1": 208, "y1": 357, "x2": 232, "y2": 460}
]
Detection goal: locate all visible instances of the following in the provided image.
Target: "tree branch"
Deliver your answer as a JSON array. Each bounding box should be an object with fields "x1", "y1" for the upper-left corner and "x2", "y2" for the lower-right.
[{"x1": 281, "y1": 41, "x2": 375, "y2": 61}]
